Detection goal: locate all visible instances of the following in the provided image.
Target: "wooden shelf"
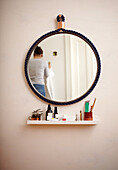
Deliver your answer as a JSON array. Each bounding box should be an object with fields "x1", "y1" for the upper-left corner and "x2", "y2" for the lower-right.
[{"x1": 27, "y1": 120, "x2": 98, "y2": 125}]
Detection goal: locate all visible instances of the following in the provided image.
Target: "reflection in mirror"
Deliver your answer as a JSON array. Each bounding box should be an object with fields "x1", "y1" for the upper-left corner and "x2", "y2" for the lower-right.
[{"x1": 28, "y1": 34, "x2": 97, "y2": 102}]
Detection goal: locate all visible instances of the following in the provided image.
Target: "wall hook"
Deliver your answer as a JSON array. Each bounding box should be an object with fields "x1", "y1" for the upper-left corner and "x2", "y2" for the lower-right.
[{"x1": 56, "y1": 14, "x2": 65, "y2": 29}]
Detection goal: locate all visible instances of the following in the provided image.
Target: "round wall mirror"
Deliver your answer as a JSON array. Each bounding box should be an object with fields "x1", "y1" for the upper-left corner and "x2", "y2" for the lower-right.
[{"x1": 24, "y1": 29, "x2": 101, "y2": 105}]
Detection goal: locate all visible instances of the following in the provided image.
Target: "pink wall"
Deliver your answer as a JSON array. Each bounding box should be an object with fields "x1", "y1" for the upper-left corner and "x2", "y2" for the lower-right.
[{"x1": 0, "y1": 0, "x2": 118, "y2": 170}]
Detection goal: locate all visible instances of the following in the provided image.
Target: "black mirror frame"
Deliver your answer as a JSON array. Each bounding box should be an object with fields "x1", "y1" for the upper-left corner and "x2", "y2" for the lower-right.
[{"x1": 24, "y1": 28, "x2": 101, "y2": 105}]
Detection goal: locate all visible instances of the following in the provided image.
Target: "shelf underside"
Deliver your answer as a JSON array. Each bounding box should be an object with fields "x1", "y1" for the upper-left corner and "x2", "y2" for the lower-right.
[{"x1": 27, "y1": 120, "x2": 98, "y2": 125}]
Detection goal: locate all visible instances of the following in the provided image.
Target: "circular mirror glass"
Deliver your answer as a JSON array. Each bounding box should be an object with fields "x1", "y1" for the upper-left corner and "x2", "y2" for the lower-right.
[{"x1": 25, "y1": 29, "x2": 101, "y2": 105}]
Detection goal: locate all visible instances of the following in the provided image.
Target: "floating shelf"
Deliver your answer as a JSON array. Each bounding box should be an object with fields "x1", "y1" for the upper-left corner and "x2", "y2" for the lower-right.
[{"x1": 27, "y1": 120, "x2": 98, "y2": 125}]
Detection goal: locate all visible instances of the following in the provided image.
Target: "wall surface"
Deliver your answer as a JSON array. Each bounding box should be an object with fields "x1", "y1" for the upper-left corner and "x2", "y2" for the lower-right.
[{"x1": 0, "y1": 0, "x2": 118, "y2": 170}]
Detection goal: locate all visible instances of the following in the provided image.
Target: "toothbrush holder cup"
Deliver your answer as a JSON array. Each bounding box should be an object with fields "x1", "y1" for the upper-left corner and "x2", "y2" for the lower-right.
[{"x1": 84, "y1": 112, "x2": 93, "y2": 120}]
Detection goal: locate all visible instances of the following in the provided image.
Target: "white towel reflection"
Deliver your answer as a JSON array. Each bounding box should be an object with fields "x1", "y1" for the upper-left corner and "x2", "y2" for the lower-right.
[{"x1": 45, "y1": 62, "x2": 55, "y2": 99}]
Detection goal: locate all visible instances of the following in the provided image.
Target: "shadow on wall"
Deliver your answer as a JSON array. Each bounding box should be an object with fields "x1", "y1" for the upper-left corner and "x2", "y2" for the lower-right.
[{"x1": 22, "y1": 124, "x2": 97, "y2": 131}]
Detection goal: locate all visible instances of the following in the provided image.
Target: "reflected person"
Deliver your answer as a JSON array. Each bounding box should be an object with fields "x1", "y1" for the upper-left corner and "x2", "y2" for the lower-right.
[{"x1": 29, "y1": 46, "x2": 49, "y2": 96}]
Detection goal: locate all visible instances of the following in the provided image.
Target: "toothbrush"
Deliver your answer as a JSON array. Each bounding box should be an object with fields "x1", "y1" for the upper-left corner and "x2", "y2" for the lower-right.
[{"x1": 90, "y1": 98, "x2": 96, "y2": 112}]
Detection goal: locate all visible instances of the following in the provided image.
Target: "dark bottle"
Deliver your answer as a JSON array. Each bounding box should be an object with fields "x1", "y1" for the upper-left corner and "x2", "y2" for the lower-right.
[
  {"x1": 46, "y1": 104, "x2": 52, "y2": 120},
  {"x1": 54, "y1": 107, "x2": 58, "y2": 119},
  {"x1": 32, "y1": 113, "x2": 37, "y2": 120}
]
